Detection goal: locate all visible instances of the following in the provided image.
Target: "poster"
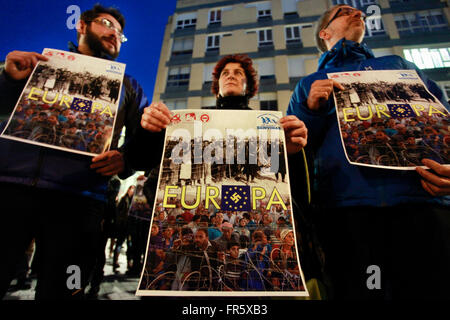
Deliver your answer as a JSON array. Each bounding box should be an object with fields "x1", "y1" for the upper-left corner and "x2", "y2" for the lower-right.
[
  {"x1": 1, "y1": 48, "x2": 126, "y2": 156},
  {"x1": 136, "y1": 109, "x2": 308, "y2": 297},
  {"x1": 329, "y1": 69, "x2": 450, "y2": 170}
]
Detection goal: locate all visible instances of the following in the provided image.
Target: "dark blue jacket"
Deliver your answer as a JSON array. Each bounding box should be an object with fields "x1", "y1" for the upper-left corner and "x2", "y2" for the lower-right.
[
  {"x1": 287, "y1": 38, "x2": 450, "y2": 208},
  {"x1": 0, "y1": 45, "x2": 149, "y2": 202}
]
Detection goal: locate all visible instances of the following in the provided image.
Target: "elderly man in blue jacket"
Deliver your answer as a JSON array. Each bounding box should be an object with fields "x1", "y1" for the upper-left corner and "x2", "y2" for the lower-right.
[
  {"x1": 287, "y1": 4, "x2": 450, "y2": 299},
  {"x1": 0, "y1": 4, "x2": 156, "y2": 299}
]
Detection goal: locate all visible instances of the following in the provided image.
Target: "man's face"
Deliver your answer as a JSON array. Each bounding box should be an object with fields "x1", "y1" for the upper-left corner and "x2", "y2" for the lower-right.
[
  {"x1": 218, "y1": 62, "x2": 247, "y2": 97},
  {"x1": 84, "y1": 13, "x2": 122, "y2": 59},
  {"x1": 194, "y1": 230, "x2": 208, "y2": 250},
  {"x1": 222, "y1": 227, "x2": 232, "y2": 240},
  {"x1": 322, "y1": 6, "x2": 365, "y2": 46},
  {"x1": 229, "y1": 245, "x2": 240, "y2": 259}
]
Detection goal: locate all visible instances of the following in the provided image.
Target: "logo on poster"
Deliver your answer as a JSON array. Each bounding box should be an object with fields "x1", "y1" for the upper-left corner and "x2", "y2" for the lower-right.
[
  {"x1": 200, "y1": 114, "x2": 210, "y2": 123},
  {"x1": 257, "y1": 113, "x2": 280, "y2": 130}
]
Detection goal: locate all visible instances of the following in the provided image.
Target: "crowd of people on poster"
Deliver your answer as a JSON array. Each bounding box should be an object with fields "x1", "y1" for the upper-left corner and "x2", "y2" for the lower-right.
[
  {"x1": 2, "y1": 54, "x2": 122, "y2": 155},
  {"x1": 333, "y1": 76, "x2": 449, "y2": 168}
]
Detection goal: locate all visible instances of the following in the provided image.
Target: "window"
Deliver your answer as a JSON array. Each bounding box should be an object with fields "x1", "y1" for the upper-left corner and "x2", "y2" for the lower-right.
[
  {"x1": 176, "y1": 13, "x2": 197, "y2": 30},
  {"x1": 256, "y1": 58, "x2": 275, "y2": 80},
  {"x1": 285, "y1": 25, "x2": 301, "y2": 44},
  {"x1": 282, "y1": 0, "x2": 298, "y2": 16},
  {"x1": 206, "y1": 35, "x2": 221, "y2": 52},
  {"x1": 258, "y1": 29, "x2": 273, "y2": 47},
  {"x1": 167, "y1": 66, "x2": 190, "y2": 87},
  {"x1": 332, "y1": 0, "x2": 377, "y2": 9},
  {"x1": 172, "y1": 38, "x2": 194, "y2": 56},
  {"x1": 395, "y1": 10, "x2": 448, "y2": 35},
  {"x1": 165, "y1": 99, "x2": 187, "y2": 110},
  {"x1": 403, "y1": 47, "x2": 450, "y2": 69},
  {"x1": 260, "y1": 100, "x2": 278, "y2": 110},
  {"x1": 203, "y1": 64, "x2": 215, "y2": 83},
  {"x1": 209, "y1": 9, "x2": 222, "y2": 24},
  {"x1": 288, "y1": 56, "x2": 305, "y2": 78}
]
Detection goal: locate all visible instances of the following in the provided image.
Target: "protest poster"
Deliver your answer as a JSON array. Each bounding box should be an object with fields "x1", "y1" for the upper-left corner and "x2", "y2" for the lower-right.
[
  {"x1": 1, "y1": 48, "x2": 125, "y2": 156},
  {"x1": 136, "y1": 109, "x2": 308, "y2": 297},
  {"x1": 328, "y1": 69, "x2": 450, "y2": 169}
]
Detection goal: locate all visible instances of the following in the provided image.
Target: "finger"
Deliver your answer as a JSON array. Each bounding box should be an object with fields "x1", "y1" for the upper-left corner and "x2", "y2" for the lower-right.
[
  {"x1": 141, "y1": 119, "x2": 163, "y2": 132},
  {"x1": 279, "y1": 115, "x2": 303, "y2": 123},
  {"x1": 332, "y1": 80, "x2": 345, "y2": 91},
  {"x1": 281, "y1": 119, "x2": 306, "y2": 130},
  {"x1": 153, "y1": 102, "x2": 172, "y2": 119},
  {"x1": 92, "y1": 153, "x2": 109, "y2": 163},
  {"x1": 289, "y1": 136, "x2": 307, "y2": 147},
  {"x1": 33, "y1": 52, "x2": 49, "y2": 62},
  {"x1": 421, "y1": 180, "x2": 436, "y2": 196},
  {"x1": 141, "y1": 116, "x2": 167, "y2": 131},
  {"x1": 416, "y1": 166, "x2": 450, "y2": 188},
  {"x1": 148, "y1": 106, "x2": 171, "y2": 125},
  {"x1": 285, "y1": 127, "x2": 308, "y2": 139},
  {"x1": 421, "y1": 159, "x2": 450, "y2": 177}
]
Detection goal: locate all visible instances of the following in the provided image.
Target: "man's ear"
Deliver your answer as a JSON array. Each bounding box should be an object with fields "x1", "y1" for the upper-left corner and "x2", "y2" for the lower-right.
[
  {"x1": 319, "y1": 29, "x2": 330, "y2": 42},
  {"x1": 76, "y1": 19, "x2": 87, "y2": 35}
]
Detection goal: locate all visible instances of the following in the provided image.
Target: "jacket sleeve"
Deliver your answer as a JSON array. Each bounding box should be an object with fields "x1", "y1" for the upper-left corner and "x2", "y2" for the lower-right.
[
  {"x1": 0, "y1": 70, "x2": 27, "y2": 122},
  {"x1": 286, "y1": 77, "x2": 334, "y2": 152},
  {"x1": 118, "y1": 75, "x2": 165, "y2": 173}
]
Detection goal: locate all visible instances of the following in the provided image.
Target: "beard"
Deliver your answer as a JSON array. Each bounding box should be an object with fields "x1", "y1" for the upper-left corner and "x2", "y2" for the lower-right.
[{"x1": 85, "y1": 26, "x2": 119, "y2": 59}]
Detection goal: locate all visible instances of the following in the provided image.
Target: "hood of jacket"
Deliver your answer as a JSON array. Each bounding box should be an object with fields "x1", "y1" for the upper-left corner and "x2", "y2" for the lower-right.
[{"x1": 317, "y1": 38, "x2": 375, "y2": 71}]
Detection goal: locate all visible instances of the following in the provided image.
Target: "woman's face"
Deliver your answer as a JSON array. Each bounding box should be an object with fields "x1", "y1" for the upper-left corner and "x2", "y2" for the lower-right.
[{"x1": 218, "y1": 62, "x2": 247, "y2": 97}]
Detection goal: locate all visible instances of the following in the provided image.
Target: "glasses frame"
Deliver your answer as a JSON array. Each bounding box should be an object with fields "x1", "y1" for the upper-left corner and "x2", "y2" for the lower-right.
[
  {"x1": 88, "y1": 17, "x2": 128, "y2": 43},
  {"x1": 322, "y1": 7, "x2": 367, "y2": 31}
]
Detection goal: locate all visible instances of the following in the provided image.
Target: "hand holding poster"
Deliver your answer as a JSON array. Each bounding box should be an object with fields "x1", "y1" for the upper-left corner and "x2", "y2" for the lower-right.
[
  {"x1": 136, "y1": 109, "x2": 308, "y2": 297},
  {"x1": 329, "y1": 70, "x2": 450, "y2": 169},
  {"x1": 1, "y1": 48, "x2": 125, "y2": 156}
]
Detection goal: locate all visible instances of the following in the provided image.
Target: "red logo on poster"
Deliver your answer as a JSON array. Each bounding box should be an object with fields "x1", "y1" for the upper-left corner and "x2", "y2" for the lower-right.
[
  {"x1": 43, "y1": 51, "x2": 76, "y2": 61},
  {"x1": 185, "y1": 113, "x2": 196, "y2": 121},
  {"x1": 171, "y1": 114, "x2": 181, "y2": 123},
  {"x1": 200, "y1": 114, "x2": 210, "y2": 122}
]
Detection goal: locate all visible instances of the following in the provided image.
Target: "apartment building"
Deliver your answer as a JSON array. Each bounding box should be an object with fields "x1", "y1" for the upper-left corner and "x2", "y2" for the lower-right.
[{"x1": 153, "y1": 0, "x2": 450, "y2": 113}]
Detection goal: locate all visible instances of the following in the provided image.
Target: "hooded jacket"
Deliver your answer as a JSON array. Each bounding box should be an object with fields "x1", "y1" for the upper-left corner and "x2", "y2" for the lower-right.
[
  {"x1": 287, "y1": 38, "x2": 450, "y2": 208},
  {"x1": 0, "y1": 43, "x2": 149, "y2": 202}
]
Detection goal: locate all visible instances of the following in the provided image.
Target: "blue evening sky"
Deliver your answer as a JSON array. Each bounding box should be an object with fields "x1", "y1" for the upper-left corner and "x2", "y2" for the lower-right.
[{"x1": 0, "y1": 0, "x2": 177, "y2": 99}]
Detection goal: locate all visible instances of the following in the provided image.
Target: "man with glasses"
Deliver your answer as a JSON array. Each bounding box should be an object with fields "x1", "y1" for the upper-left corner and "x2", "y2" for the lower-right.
[
  {"x1": 287, "y1": 4, "x2": 450, "y2": 299},
  {"x1": 0, "y1": 4, "x2": 154, "y2": 299}
]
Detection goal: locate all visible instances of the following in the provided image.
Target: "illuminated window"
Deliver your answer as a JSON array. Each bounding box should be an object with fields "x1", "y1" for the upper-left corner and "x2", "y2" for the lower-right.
[{"x1": 403, "y1": 47, "x2": 450, "y2": 69}]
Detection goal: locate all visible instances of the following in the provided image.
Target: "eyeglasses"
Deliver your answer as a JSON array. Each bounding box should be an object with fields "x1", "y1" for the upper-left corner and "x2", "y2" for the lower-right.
[
  {"x1": 89, "y1": 18, "x2": 128, "y2": 43},
  {"x1": 322, "y1": 7, "x2": 366, "y2": 30}
]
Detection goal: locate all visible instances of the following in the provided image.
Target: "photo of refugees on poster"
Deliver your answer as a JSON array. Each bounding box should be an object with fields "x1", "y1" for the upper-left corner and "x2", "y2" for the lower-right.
[
  {"x1": 0, "y1": 48, "x2": 125, "y2": 156},
  {"x1": 329, "y1": 69, "x2": 450, "y2": 170},
  {"x1": 137, "y1": 110, "x2": 308, "y2": 297}
]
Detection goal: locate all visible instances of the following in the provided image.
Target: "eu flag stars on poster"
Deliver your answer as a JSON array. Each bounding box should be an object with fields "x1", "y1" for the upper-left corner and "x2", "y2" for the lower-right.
[
  {"x1": 387, "y1": 104, "x2": 415, "y2": 118},
  {"x1": 221, "y1": 185, "x2": 251, "y2": 211},
  {"x1": 70, "y1": 97, "x2": 92, "y2": 113}
]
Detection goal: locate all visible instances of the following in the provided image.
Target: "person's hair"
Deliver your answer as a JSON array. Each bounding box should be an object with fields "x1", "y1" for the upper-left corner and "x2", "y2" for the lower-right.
[
  {"x1": 78, "y1": 3, "x2": 126, "y2": 41},
  {"x1": 197, "y1": 227, "x2": 209, "y2": 238},
  {"x1": 315, "y1": 4, "x2": 347, "y2": 53},
  {"x1": 211, "y1": 54, "x2": 258, "y2": 98}
]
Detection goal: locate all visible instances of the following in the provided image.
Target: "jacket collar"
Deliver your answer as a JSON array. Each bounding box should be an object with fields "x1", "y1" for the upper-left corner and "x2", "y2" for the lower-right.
[
  {"x1": 213, "y1": 94, "x2": 251, "y2": 110},
  {"x1": 317, "y1": 38, "x2": 375, "y2": 71},
  {"x1": 68, "y1": 41, "x2": 116, "y2": 61}
]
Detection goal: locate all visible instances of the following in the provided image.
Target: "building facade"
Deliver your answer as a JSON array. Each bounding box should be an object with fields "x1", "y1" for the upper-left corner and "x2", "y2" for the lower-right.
[{"x1": 153, "y1": 0, "x2": 450, "y2": 113}]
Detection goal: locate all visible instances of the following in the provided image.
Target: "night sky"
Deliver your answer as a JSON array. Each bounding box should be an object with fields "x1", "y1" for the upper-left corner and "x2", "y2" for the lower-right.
[{"x1": 0, "y1": 0, "x2": 177, "y2": 99}]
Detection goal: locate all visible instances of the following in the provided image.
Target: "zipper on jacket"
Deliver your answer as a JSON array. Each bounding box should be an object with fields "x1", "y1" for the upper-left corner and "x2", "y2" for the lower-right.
[{"x1": 31, "y1": 147, "x2": 45, "y2": 187}]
